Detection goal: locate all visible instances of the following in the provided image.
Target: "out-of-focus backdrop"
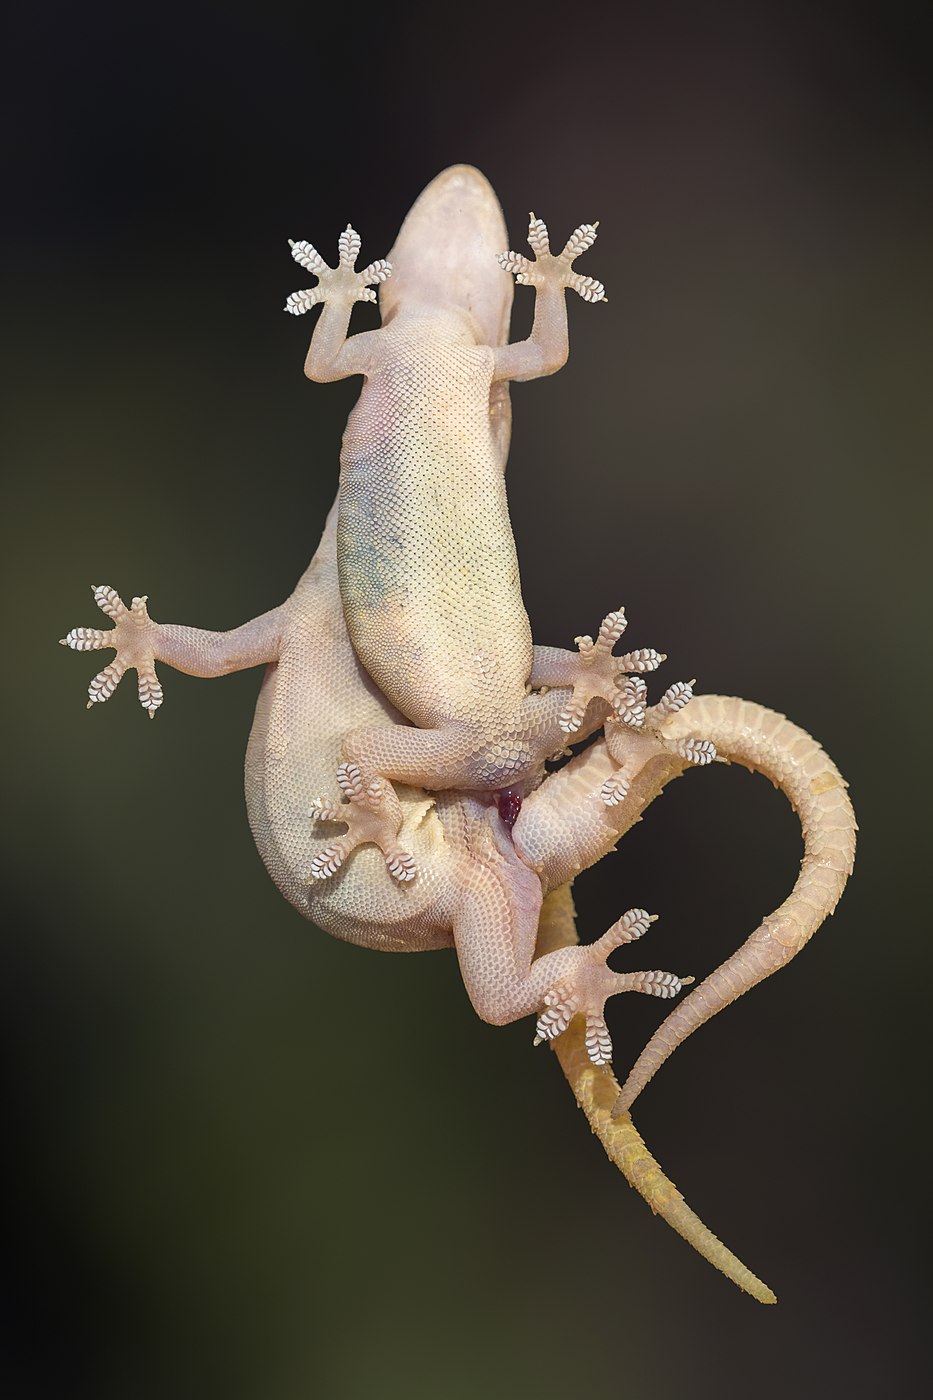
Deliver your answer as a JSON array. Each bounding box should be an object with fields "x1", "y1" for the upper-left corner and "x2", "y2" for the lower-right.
[{"x1": 3, "y1": 2, "x2": 931, "y2": 1396}]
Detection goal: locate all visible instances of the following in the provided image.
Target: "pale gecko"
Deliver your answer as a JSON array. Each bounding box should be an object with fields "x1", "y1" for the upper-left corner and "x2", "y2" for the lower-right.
[{"x1": 60, "y1": 166, "x2": 856, "y2": 1303}]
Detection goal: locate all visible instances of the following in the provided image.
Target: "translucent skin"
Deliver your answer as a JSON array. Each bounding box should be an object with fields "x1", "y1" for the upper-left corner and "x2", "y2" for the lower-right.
[
  {"x1": 60, "y1": 166, "x2": 856, "y2": 1303},
  {"x1": 513, "y1": 696, "x2": 856, "y2": 1113},
  {"x1": 306, "y1": 165, "x2": 614, "y2": 795}
]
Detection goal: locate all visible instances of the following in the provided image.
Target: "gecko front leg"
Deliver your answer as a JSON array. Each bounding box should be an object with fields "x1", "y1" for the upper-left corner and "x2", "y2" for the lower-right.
[
  {"x1": 306, "y1": 762, "x2": 416, "y2": 885},
  {"x1": 493, "y1": 213, "x2": 606, "y2": 382},
  {"x1": 60, "y1": 585, "x2": 286, "y2": 715},
  {"x1": 285, "y1": 226, "x2": 391, "y2": 381}
]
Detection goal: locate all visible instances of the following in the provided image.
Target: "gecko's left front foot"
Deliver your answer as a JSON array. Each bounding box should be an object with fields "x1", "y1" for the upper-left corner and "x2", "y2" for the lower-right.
[
  {"x1": 284, "y1": 226, "x2": 391, "y2": 314},
  {"x1": 497, "y1": 213, "x2": 607, "y2": 303},
  {"x1": 60, "y1": 585, "x2": 165, "y2": 716},
  {"x1": 306, "y1": 762, "x2": 417, "y2": 885},
  {"x1": 533, "y1": 909, "x2": 693, "y2": 1066},
  {"x1": 558, "y1": 608, "x2": 666, "y2": 735}
]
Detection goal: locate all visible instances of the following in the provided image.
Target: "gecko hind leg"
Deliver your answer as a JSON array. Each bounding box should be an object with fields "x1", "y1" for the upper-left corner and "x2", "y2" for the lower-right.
[
  {"x1": 306, "y1": 762, "x2": 417, "y2": 885},
  {"x1": 284, "y1": 226, "x2": 392, "y2": 315},
  {"x1": 600, "y1": 678, "x2": 718, "y2": 805},
  {"x1": 534, "y1": 909, "x2": 694, "y2": 1067},
  {"x1": 342, "y1": 720, "x2": 535, "y2": 794},
  {"x1": 531, "y1": 607, "x2": 667, "y2": 737},
  {"x1": 451, "y1": 833, "x2": 690, "y2": 1055}
]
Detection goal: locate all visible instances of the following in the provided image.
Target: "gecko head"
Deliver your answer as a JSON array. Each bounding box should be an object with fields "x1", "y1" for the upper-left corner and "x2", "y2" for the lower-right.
[{"x1": 381, "y1": 165, "x2": 514, "y2": 347}]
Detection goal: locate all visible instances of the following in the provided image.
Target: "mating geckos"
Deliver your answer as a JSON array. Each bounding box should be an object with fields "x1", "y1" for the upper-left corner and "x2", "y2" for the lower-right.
[{"x1": 60, "y1": 166, "x2": 856, "y2": 1302}]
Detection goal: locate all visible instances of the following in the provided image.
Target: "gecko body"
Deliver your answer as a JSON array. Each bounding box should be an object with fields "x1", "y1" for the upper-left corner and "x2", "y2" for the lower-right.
[
  {"x1": 305, "y1": 169, "x2": 633, "y2": 797},
  {"x1": 60, "y1": 166, "x2": 856, "y2": 1303},
  {"x1": 335, "y1": 173, "x2": 525, "y2": 744}
]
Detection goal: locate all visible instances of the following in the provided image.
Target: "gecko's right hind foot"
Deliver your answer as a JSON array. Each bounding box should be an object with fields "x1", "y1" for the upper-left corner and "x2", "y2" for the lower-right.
[
  {"x1": 285, "y1": 226, "x2": 392, "y2": 314},
  {"x1": 598, "y1": 680, "x2": 719, "y2": 807},
  {"x1": 60, "y1": 585, "x2": 164, "y2": 716},
  {"x1": 497, "y1": 213, "x2": 607, "y2": 303},
  {"x1": 533, "y1": 908, "x2": 692, "y2": 1067},
  {"x1": 557, "y1": 607, "x2": 666, "y2": 736},
  {"x1": 306, "y1": 762, "x2": 417, "y2": 885}
]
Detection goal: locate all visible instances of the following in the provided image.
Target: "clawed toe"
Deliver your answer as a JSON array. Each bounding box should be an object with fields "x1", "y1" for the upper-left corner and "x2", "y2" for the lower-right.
[
  {"x1": 597, "y1": 672, "x2": 720, "y2": 809},
  {"x1": 306, "y1": 762, "x2": 417, "y2": 885},
  {"x1": 557, "y1": 607, "x2": 667, "y2": 736},
  {"x1": 285, "y1": 227, "x2": 392, "y2": 314},
  {"x1": 497, "y1": 213, "x2": 607, "y2": 303},
  {"x1": 533, "y1": 986, "x2": 577, "y2": 1046},
  {"x1": 533, "y1": 907, "x2": 691, "y2": 1067},
  {"x1": 60, "y1": 585, "x2": 164, "y2": 716}
]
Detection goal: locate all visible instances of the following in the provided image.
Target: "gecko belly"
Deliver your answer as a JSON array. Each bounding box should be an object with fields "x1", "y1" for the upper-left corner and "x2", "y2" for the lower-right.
[{"x1": 337, "y1": 331, "x2": 533, "y2": 729}]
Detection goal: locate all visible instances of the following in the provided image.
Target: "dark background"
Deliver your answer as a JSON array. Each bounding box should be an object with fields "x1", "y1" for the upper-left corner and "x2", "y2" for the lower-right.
[{"x1": 3, "y1": 2, "x2": 931, "y2": 1396}]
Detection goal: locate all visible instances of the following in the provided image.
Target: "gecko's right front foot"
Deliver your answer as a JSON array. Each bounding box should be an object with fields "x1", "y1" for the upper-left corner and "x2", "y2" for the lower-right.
[
  {"x1": 497, "y1": 213, "x2": 607, "y2": 303},
  {"x1": 306, "y1": 762, "x2": 417, "y2": 885},
  {"x1": 284, "y1": 226, "x2": 391, "y2": 315},
  {"x1": 60, "y1": 585, "x2": 164, "y2": 716}
]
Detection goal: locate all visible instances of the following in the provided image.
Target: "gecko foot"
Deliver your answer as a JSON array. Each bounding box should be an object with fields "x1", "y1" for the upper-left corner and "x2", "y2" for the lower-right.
[
  {"x1": 285, "y1": 226, "x2": 392, "y2": 314},
  {"x1": 558, "y1": 607, "x2": 666, "y2": 735},
  {"x1": 533, "y1": 908, "x2": 693, "y2": 1066},
  {"x1": 497, "y1": 213, "x2": 607, "y2": 303},
  {"x1": 306, "y1": 762, "x2": 417, "y2": 885},
  {"x1": 60, "y1": 585, "x2": 164, "y2": 716},
  {"x1": 599, "y1": 679, "x2": 719, "y2": 807}
]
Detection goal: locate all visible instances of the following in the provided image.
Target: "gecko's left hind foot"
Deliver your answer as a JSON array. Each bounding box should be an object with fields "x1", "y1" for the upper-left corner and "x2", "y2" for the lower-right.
[
  {"x1": 306, "y1": 762, "x2": 417, "y2": 885},
  {"x1": 558, "y1": 608, "x2": 666, "y2": 735},
  {"x1": 533, "y1": 908, "x2": 693, "y2": 1066},
  {"x1": 497, "y1": 213, "x2": 607, "y2": 303}
]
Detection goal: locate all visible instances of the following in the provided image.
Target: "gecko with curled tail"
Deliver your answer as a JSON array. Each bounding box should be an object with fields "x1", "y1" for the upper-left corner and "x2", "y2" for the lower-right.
[{"x1": 60, "y1": 166, "x2": 855, "y2": 1301}]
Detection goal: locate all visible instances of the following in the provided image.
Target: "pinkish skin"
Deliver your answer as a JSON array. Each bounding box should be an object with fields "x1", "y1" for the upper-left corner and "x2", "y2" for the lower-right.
[{"x1": 60, "y1": 166, "x2": 855, "y2": 1305}]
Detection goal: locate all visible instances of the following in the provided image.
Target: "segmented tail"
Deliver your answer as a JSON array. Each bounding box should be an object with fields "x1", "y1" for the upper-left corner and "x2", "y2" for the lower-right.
[
  {"x1": 614, "y1": 695, "x2": 856, "y2": 1115},
  {"x1": 536, "y1": 884, "x2": 776, "y2": 1303}
]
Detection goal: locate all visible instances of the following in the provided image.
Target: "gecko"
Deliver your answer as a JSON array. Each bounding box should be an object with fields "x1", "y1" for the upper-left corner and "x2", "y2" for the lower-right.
[{"x1": 59, "y1": 165, "x2": 856, "y2": 1302}]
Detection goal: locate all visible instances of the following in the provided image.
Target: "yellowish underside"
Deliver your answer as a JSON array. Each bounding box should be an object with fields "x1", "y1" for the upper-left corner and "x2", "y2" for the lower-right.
[{"x1": 536, "y1": 883, "x2": 777, "y2": 1305}]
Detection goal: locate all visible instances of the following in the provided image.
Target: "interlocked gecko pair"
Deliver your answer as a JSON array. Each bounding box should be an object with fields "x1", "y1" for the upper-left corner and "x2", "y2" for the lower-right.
[{"x1": 61, "y1": 166, "x2": 856, "y2": 1303}]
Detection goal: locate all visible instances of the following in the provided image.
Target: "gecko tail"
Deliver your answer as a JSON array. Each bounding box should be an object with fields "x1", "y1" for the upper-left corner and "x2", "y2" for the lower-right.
[
  {"x1": 614, "y1": 695, "x2": 857, "y2": 1116},
  {"x1": 552, "y1": 1018, "x2": 777, "y2": 1303},
  {"x1": 536, "y1": 883, "x2": 775, "y2": 1302}
]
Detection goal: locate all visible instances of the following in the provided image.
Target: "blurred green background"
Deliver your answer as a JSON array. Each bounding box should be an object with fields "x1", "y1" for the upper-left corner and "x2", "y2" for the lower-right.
[{"x1": 3, "y1": 2, "x2": 931, "y2": 1396}]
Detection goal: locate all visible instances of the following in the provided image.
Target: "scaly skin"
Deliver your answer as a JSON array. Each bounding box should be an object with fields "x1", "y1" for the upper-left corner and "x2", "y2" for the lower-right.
[
  {"x1": 611, "y1": 697, "x2": 856, "y2": 1114},
  {"x1": 298, "y1": 167, "x2": 634, "y2": 795},
  {"x1": 512, "y1": 697, "x2": 856, "y2": 1092},
  {"x1": 536, "y1": 884, "x2": 777, "y2": 1305},
  {"x1": 59, "y1": 166, "x2": 856, "y2": 1300}
]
